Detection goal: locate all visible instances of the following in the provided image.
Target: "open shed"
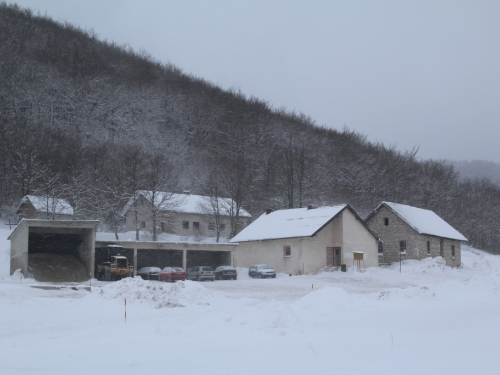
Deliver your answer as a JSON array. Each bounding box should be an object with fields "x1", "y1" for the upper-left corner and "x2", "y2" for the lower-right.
[{"x1": 9, "y1": 219, "x2": 99, "y2": 282}]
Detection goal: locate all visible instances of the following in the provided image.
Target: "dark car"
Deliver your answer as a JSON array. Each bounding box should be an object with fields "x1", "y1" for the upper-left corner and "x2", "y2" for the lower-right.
[
  {"x1": 186, "y1": 266, "x2": 215, "y2": 281},
  {"x1": 159, "y1": 267, "x2": 186, "y2": 282},
  {"x1": 249, "y1": 264, "x2": 276, "y2": 279},
  {"x1": 137, "y1": 267, "x2": 162, "y2": 280},
  {"x1": 214, "y1": 265, "x2": 237, "y2": 280}
]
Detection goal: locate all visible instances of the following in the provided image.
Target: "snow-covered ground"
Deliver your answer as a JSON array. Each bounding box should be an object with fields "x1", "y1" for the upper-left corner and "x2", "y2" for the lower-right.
[{"x1": 1, "y1": 226, "x2": 499, "y2": 375}]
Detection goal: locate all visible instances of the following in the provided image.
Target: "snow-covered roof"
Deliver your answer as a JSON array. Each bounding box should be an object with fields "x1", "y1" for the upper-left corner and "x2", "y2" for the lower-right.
[
  {"x1": 121, "y1": 191, "x2": 251, "y2": 218},
  {"x1": 229, "y1": 205, "x2": 348, "y2": 243},
  {"x1": 375, "y1": 202, "x2": 467, "y2": 241},
  {"x1": 18, "y1": 195, "x2": 73, "y2": 216}
]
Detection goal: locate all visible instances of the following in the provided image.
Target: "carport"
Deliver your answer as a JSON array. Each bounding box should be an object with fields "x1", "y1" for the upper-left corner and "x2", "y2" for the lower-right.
[
  {"x1": 95, "y1": 238, "x2": 236, "y2": 274},
  {"x1": 9, "y1": 219, "x2": 99, "y2": 281}
]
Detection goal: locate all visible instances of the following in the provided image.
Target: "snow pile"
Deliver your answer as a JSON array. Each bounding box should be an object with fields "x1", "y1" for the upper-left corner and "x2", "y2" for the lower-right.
[{"x1": 98, "y1": 277, "x2": 212, "y2": 308}]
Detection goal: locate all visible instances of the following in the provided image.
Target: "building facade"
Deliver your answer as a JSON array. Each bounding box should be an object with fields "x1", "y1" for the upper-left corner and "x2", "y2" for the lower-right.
[{"x1": 366, "y1": 202, "x2": 466, "y2": 267}]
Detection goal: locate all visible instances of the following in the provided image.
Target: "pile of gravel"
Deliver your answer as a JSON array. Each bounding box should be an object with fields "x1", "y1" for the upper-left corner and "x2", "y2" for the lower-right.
[{"x1": 28, "y1": 253, "x2": 89, "y2": 282}]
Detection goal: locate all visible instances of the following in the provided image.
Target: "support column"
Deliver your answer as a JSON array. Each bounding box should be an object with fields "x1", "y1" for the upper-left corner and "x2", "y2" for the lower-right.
[
  {"x1": 133, "y1": 247, "x2": 138, "y2": 277},
  {"x1": 182, "y1": 249, "x2": 187, "y2": 270}
]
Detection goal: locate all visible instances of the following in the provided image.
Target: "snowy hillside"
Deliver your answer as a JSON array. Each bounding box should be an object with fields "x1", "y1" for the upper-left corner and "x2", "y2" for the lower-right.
[{"x1": 0, "y1": 225, "x2": 499, "y2": 374}]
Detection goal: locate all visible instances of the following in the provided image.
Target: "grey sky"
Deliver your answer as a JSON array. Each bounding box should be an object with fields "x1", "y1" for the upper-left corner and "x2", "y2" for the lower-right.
[{"x1": 10, "y1": 0, "x2": 500, "y2": 162}]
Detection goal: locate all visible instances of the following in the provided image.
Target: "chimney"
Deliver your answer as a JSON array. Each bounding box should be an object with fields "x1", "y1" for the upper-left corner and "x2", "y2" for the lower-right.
[{"x1": 265, "y1": 208, "x2": 273, "y2": 215}]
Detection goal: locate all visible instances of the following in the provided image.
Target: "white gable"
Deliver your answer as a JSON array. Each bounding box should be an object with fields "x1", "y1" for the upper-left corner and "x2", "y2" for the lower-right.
[
  {"x1": 230, "y1": 205, "x2": 347, "y2": 243},
  {"x1": 383, "y1": 202, "x2": 467, "y2": 241},
  {"x1": 21, "y1": 195, "x2": 74, "y2": 216},
  {"x1": 122, "y1": 191, "x2": 251, "y2": 218}
]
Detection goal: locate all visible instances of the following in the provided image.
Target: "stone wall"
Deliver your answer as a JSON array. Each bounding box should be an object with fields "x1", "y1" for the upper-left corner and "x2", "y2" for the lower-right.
[{"x1": 367, "y1": 205, "x2": 461, "y2": 267}]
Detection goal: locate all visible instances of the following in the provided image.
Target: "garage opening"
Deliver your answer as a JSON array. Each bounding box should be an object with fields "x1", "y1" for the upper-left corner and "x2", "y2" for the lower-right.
[
  {"x1": 137, "y1": 249, "x2": 183, "y2": 270},
  {"x1": 187, "y1": 250, "x2": 231, "y2": 269},
  {"x1": 28, "y1": 227, "x2": 94, "y2": 282}
]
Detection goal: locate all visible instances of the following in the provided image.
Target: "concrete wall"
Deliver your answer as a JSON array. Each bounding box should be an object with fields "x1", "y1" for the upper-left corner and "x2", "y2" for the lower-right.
[
  {"x1": 9, "y1": 220, "x2": 29, "y2": 276},
  {"x1": 367, "y1": 205, "x2": 462, "y2": 267},
  {"x1": 234, "y1": 209, "x2": 378, "y2": 274}
]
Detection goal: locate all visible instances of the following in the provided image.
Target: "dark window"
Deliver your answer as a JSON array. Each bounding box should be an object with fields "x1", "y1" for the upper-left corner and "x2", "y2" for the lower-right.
[
  {"x1": 161, "y1": 222, "x2": 166, "y2": 232},
  {"x1": 378, "y1": 242, "x2": 383, "y2": 254},
  {"x1": 208, "y1": 222, "x2": 215, "y2": 231},
  {"x1": 193, "y1": 222, "x2": 200, "y2": 230},
  {"x1": 220, "y1": 224, "x2": 225, "y2": 231},
  {"x1": 440, "y1": 239, "x2": 444, "y2": 257},
  {"x1": 141, "y1": 221, "x2": 146, "y2": 229},
  {"x1": 400, "y1": 241, "x2": 407, "y2": 253},
  {"x1": 427, "y1": 241, "x2": 431, "y2": 255},
  {"x1": 384, "y1": 217, "x2": 389, "y2": 226},
  {"x1": 451, "y1": 245, "x2": 456, "y2": 259},
  {"x1": 284, "y1": 245, "x2": 291, "y2": 257},
  {"x1": 182, "y1": 221, "x2": 189, "y2": 229}
]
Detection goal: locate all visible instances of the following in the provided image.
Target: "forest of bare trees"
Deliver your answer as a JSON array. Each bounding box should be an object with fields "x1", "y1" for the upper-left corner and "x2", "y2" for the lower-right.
[{"x1": 1, "y1": 3, "x2": 499, "y2": 253}]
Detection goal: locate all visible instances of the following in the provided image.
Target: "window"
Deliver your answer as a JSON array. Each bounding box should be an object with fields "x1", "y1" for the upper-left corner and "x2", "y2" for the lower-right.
[
  {"x1": 193, "y1": 222, "x2": 200, "y2": 230},
  {"x1": 220, "y1": 224, "x2": 225, "y2": 231},
  {"x1": 451, "y1": 245, "x2": 456, "y2": 259},
  {"x1": 427, "y1": 241, "x2": 431, "y2": 255},
  {"x1": 283, "y1": 245, "x2": 291, "y2": 257},
  {"x1": 440, "y1": 239, "x2": 444, "y2": 257},
  {"x1": 208, "y1": 222, "x2": 215, "y2": 231},
  {"x1": 161, "y1": 222, "x2": 166, "y2": 232},
  {"x1": 400, "y1": 241, "x2": 407, "y2": 253},
  {"x1": 378, "y1": 242, "x2": 383, "y2": 254},
  {"x1": 384, "y1": 217, "x2": 389, "y2": 226},
  {"x1": 141, "y1": 221, "x2": 146, "y2": 229},
  {"x1": 182, "y1": 221, "x2": 189, "y2": 229}
]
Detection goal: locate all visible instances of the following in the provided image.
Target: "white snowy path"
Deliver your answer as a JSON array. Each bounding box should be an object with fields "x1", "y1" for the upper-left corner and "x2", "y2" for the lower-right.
[{"x1": 0, "y1": 226, "x2": 499, "y2": 375}]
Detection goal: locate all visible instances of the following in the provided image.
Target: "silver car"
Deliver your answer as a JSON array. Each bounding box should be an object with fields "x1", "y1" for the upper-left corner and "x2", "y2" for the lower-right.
[
  {"x1": 186, "y1": 266, "x2": 215, "y2": 281},
  {"x1": 248, "y1": 264, "x2": 276, "y2": 279}
]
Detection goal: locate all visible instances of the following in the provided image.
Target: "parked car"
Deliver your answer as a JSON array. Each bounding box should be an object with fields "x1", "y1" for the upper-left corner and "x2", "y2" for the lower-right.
[
  {"x1": 249, "y1": 264, "x2": 276, "y2": 279},
  {"x1": 186, "y1": 266, "x2": 215, "y2": 281},
  {"x1": 214, "y1": 265, "x2": 237, "y2": 280},
  {"x1": 159, "y1": 267, "x2": 186, "y2": 282},
  {"x1": 137, "y1": 267, "x2": 162, "y2": 280}
]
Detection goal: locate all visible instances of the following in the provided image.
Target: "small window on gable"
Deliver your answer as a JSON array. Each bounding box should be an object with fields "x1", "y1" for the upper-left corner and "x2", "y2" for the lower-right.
[
  {"x1": 451, "y1": 245, "x2": 456, "y2": 259},
  {"x1": 378, "y1": 242, "x2": 383, "y2": 254},
  {"x1": 182, "y1": 221, "x2": 189, "y2": 229},
  {"x1": 384, "y1": 217, "x2": 389, "y2": 226},
  {"x1": 427, "y1": 241, "x2": 431, "y2": 255},
  {"x1": 400, "y1": 241, "x2": 407, "y2": 253},
  {"x1": 193, "y1": 222, "x2": 200, "y2": 230},
  {"x1": 283, "y1": 245, "x2": 291, "y2": 257}
]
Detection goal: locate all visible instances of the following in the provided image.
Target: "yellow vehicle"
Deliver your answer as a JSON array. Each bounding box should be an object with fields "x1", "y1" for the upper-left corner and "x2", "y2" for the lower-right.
[{"x1": 96, "y1": 246, "x2": 133, "y2": 281}]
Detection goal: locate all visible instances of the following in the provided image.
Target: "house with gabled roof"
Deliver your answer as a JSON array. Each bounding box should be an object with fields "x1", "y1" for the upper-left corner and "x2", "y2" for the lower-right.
[
  {"x1": 121, "y1": 190, "x2": 251, "y2": 238},
  {"x1": 365, "y1": 202, "x2": 467, "y2": 267},
  {"x1": 230, "y1": 205, "x2": 379, "y2": 275},
  {"x1": 16, "y1": 195, "x2": 74, "y2": 221}
]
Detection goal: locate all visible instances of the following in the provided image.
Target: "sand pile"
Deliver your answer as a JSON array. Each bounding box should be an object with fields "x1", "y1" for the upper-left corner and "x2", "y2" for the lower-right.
[{"x1": 28, "y1": 253, "x2": 89, "y2": 282}]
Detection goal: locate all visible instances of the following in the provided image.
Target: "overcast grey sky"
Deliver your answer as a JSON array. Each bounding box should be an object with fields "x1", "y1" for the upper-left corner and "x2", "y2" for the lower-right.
[{"x1": 10, "y1": 0, "x2": 500, "y2": 162}]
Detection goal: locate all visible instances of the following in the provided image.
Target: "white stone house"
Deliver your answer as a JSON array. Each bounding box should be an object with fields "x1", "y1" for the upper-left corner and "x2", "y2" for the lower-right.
[
  {"x1": 230, "y1": 205, "x2": 379, "y2": 275},
  {"x1": 121, "y1": 190, "x2": 252, "y2": 238},
  {"x1": 16, "y1": 195, "x2": 74, "y2": 221},
  {"x1": 365, "y1": 202, "x2": 467, "y2": 267}
]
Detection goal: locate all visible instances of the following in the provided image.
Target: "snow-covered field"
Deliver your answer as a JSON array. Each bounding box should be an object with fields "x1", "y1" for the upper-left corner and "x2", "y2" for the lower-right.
[{"x1": 1, "y1": 226, "x2": 499, "y2": 375}]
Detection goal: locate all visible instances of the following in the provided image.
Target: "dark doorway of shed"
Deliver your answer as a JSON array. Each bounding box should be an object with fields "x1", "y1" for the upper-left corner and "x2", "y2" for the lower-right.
[
  {"x1": 137, "y1": 249, "x2": 183, "y2": 270},
  {"x1": 187, "y1": 250, "x2": 231, "y2": 269},
  {"x1": 28, "y1": 231, "x2": 89, "y2": 282}
]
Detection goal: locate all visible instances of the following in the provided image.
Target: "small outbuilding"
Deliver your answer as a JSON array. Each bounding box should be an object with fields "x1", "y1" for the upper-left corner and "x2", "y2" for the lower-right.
[
  {"x1": 16, "y1": 195, "x2": 74, "y2": 220},
  {"x1": 9, "y1": 219, "x2": 98, "y2": 281},
  {"x1": 230, "y1": 205, "x2": 379, "y2": 274},
  {"x1": 365, "y1": 202, "x2": 467, "y2": 267}
]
